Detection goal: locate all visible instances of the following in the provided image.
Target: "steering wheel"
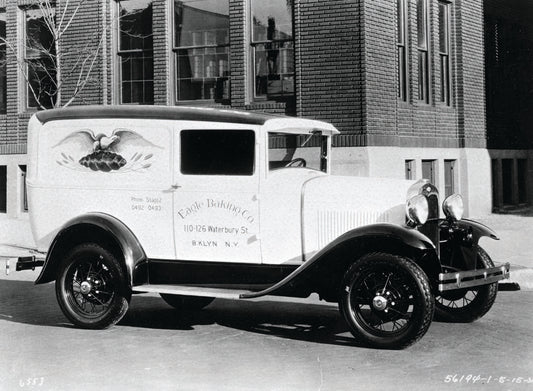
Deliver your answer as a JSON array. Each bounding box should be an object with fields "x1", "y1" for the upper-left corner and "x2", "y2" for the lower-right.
[{"x1": 285, "y1": 158, "x2": 307, "y2": 168}]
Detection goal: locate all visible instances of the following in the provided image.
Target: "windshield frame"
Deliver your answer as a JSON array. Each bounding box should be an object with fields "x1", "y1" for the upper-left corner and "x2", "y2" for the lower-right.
[{"x1": 266, "y1": 130, "x2": 331, "y2": 175}]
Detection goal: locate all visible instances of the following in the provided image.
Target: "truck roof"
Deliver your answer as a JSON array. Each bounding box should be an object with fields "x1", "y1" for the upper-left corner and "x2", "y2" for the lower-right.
[{"x1": 35, "y1": 105, "x2": 284, "y2": 126}]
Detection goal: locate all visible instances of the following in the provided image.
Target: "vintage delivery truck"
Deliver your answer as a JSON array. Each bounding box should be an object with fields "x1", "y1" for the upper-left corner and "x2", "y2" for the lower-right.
[{"x1": 14, "y1": 105, "x2": 509, "y2": 349}]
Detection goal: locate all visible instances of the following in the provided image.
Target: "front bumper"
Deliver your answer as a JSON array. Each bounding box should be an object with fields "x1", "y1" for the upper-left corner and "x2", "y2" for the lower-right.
[{"x1": 438, "y1": 263, "x2": 510, "y2": 292}]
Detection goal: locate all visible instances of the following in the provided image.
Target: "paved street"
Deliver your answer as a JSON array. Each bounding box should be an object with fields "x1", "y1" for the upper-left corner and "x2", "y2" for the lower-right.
[{"x1": 0, "y1": 276, "x2": 531, "y2": 391}]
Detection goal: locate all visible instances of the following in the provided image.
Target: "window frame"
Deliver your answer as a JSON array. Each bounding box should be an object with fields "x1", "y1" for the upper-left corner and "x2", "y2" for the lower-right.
[
  {"x1": 405, "y1": 159, "x2": 415, "y2": 180},
  {"x1": 250, "y1": 0, "x2": 296, "y2": 102},
  {"x1": 416, "y1": 0, "x2": 430, "y2": 104},
  {"x1": 19, "y1": 165, "x2": 28, "y2": 212},
  {"x1": 422, "y1": 159, "x2": 436, "y2": 184},
  {"x1": 444, "y1": 159, "x2": 456, "y2": 198},
  {"x1": 172, "y1": 0, "x2": 230, "y2": 104},
  {"x1": 20, "y1": 5, "x2": 57, "y2": 111},
  {"x1": 115, "y1": 0, "x2": 154, "y2": 105},
  {"x1": 180, "y1": 129, "x2": 256, "y2": 176},
  {"x1": 438, "y1": 0, "x2": 452, "y2": 106},
  {"x1": 397, "y1": 0, "x2": 409, "y2": 102}
]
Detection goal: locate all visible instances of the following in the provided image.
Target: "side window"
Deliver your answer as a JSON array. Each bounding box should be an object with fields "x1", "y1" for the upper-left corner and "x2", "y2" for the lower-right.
[{"x1": 181, "y1": 130, "x2": 255, "y2": 175}]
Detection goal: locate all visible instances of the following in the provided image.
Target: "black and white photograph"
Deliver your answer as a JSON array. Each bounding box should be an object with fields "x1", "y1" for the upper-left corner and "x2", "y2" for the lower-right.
[{"x1": 0, "y1": 0, "x2": 531, "y2": 390}]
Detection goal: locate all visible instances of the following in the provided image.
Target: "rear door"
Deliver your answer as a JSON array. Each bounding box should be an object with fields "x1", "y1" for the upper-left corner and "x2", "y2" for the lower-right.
[{"x1": 173, "y1": 123, "x2": 261, "y2": 263}]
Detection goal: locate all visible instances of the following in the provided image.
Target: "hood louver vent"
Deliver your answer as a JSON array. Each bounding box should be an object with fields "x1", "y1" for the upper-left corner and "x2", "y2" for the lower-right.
[{"x1": 317, "y1": 210, "x2": 390, "y2": 248}]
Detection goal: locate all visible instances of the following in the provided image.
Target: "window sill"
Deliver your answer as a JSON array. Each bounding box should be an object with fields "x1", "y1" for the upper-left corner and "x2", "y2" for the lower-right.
[
  {"x1": 175, "y1": 100, "x2": 231, "y2": 107},
  {"x1": 246, "y1": 101, "x2": 287, "y2": 110}
]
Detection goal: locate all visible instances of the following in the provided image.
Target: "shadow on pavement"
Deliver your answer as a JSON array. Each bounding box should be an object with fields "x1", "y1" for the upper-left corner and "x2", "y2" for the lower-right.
[
  {"x1": 0, "y1": 280, "x2": 66, "y2": 326},
  {"x1": 124, "y1": 295, "x2": 361, "y2": 347},
  {"x1": 0, "y1": 280, "x2": 361, "y2": 347}
]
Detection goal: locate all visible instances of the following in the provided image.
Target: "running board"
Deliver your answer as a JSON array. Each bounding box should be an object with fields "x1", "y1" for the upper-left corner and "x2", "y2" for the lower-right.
[{"x1": 132, "y1": 284, "x2": 253, "y2": 300}]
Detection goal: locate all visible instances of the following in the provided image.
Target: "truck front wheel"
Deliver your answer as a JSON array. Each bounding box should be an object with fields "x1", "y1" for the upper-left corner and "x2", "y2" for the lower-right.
[
  {"x1": 339, "y1": 252, "x2": 434, "y2": 349},
  {"x1": 435, "y1": 246, "x2": 498, "y2": 323},
  {"x1": 55, "y1": 243, "x2": 130, "y2": 329}
]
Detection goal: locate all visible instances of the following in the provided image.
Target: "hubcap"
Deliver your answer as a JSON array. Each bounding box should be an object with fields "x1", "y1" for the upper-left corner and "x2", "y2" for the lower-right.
[
  {"x1": 372, "y1": 295, "x2": 388, "y2": 311},
  {"x1": 80, "y1": 281, "x2": 92, "y2": 295}
]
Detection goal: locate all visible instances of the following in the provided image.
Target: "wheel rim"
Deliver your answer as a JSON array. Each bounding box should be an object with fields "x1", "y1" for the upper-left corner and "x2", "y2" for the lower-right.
[
  {"x1": 436, "y1": 290, "x2": 478, "y2": 309},
  {"x1": 64, "y1": 255, "x2": 116, "y2": 318},
  {"x1": 348, "y1": 266, "x2": 418, "y2": 335}
]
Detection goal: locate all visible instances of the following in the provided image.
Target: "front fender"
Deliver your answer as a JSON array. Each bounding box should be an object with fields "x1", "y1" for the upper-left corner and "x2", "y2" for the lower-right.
[
  {"x1": 439, "y1": 218, "x2": 499, "y2": 270},
  {"x1": 456, "y1": 218, "x2": 499, "y2": 242},
  {"x1": 35, "y1": 213, "x2": 146, "y2": 287},
  {"x1": 241, "y1": 223, "x2": 440, "y2": 300}
]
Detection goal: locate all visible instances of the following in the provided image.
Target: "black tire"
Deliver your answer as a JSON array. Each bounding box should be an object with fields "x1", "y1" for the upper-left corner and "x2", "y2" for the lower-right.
[
  {"x1": 160, "y1": 294, "x2": 214, "y2": 311},
  {"x1": 55, "y1": 243, "x2": 130, "y2": 329},
  {"x1": 339, "y1": 252, "x2": 434, "y2": 349},
  {"x1": 435, "y1": 246, "x2": 498, "y2": 323}
]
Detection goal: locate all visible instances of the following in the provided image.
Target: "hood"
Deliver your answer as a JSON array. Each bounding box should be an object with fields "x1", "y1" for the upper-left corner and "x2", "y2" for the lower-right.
[{"x1": 301, "y1": 175, "x2": 417, "y2": 256}]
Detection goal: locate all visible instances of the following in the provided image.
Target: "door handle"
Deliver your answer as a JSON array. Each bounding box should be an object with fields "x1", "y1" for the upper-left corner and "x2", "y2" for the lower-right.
[{"x1": 171, "y1": 184, "x2": 182, "y2": 190}]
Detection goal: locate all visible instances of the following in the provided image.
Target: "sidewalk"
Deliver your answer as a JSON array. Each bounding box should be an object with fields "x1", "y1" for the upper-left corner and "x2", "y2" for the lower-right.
[{"x1": 476, "y1": 208, "x2": 533, "y2": 290}]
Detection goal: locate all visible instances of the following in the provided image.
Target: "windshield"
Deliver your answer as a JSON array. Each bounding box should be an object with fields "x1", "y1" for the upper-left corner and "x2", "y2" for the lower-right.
[{"x1": 268, "y1": 131, "x2": 328, "y2": 172}]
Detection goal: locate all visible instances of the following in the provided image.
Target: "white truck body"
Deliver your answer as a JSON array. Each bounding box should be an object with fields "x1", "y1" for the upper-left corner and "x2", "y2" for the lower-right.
[{"x1": 26, "y1": 108, "x2": 414, "y2": 266}]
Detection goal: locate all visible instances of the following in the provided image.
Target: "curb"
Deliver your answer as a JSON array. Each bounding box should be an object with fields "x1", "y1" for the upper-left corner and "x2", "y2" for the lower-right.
[{"x1": 497, "y1": 264, "x2": 533, "y2": 292}]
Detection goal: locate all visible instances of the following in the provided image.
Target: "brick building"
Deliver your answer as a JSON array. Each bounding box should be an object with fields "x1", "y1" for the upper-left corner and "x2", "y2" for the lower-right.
[{"x1": 0, "y1": 0, "x2": 531, "y2": 243}]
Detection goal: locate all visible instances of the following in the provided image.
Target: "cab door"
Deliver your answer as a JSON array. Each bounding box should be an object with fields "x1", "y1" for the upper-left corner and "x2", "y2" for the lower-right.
[{"x1": 173, "y1": 124, "x2": 261, "y2": 263}]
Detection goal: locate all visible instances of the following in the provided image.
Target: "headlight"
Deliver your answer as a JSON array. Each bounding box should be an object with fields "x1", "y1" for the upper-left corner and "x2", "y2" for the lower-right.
[
  {"x1": 443, "y1": 194, "x2": 464, "y2": 221},
  {"x1": 406, "y1": 194, "x2": 429, "y2": 226}
]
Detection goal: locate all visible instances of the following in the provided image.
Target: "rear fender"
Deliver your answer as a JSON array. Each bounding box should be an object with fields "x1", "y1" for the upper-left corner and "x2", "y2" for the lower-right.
[
  {"x1": 35, "y1": 213, "x2": 147, "y2": 287},
  {"x1": 241, "y1": 223, "x2": 441, "y2": 300}
]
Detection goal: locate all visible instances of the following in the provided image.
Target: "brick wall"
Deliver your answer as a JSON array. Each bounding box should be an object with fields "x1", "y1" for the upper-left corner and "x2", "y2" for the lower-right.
[
  {"x1": 297, "y1": 0, "x2": 364, "y2": 142},
  {"x1": 0, "y1": 0, "x2": 493, "y2": 155},
  {"x1": 456, "y1": 0, "x2": 486, "y2": 148},
  {"x1": 60, "y1": 0, "x2": 104, "y2": 106}
]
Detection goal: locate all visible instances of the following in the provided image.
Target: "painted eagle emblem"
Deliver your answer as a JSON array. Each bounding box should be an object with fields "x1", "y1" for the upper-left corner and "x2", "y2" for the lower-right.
[{"x1": 53, "y1": 128, "x2": 162, "y2": 172}]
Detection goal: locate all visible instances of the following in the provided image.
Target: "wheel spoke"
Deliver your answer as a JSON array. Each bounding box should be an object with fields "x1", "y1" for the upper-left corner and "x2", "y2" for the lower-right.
[
  {"x1": 90, "y1": 294, "x2": 108, "y2": 308},
  {"x1": 388, "y1": 307, "x2": 409, "y2": 318},
  {"x1": 381, "y1": 273, "x2": 392, "y2": 294}
]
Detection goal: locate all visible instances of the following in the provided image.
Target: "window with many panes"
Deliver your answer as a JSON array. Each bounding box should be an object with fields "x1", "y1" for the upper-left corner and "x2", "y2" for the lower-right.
[
  {"x1": 23, "y1": 6, "x2": 57, "y2": 110},
  {"x1": 438, "y1": 1, "x2": 451, "y2": 105},
  {"x1": 174, "y1": 0, "x2": 230, "y2": 103},
  {"x1": 251, "y1": 0, "x2": 294, "y2": 101},
  {"x1": 397, "y1": 0, "x2": 408, "y2": 102},
  {"x1": 117, "y1": 0, "x2": 154, "y2": 104},
  {"x1": 0, "y1": 9, "x2": 6, "y2": 114},
  {"x1": 417, "y1": 0, "x2": 430, "y2": 103}
]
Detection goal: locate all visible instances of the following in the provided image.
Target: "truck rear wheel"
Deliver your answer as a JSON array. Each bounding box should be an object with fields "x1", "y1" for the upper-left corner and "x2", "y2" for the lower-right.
[
  {"x1": 435, "y1": 246, "x2": 498, "y2": 323},
  {"x1": 55, "y1": 243, "x2": 130, "y2": 329},
  {"x1": 339, "y1": 252, "x2": 434, "y2": 349}
]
